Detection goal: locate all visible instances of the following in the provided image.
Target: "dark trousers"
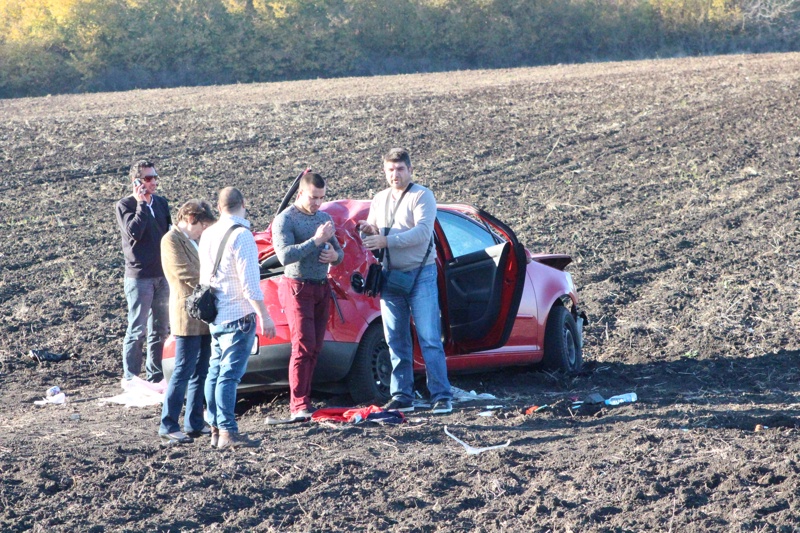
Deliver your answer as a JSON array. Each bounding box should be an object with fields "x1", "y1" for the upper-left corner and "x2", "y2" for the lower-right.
[
  {"x1": 160, "y1": 334, "x2": 211, "y2": 434},
  {"x1": 280, "y1": 277, "x2": 330, "y2": 413}
]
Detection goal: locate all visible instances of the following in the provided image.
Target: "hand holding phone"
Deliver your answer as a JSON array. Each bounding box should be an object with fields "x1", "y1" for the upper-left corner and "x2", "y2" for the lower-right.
[{"x1": 132, "y1": 178, "x2": 146, "y2": 200}]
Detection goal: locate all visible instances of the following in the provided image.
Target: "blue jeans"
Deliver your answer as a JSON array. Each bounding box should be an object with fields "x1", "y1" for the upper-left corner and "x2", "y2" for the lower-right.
[
  {"x1": 204, "y1": 314, "x2": 256, "y2": 432},
  {"x1": 122, "y1": 276, "x2": 169, "y2": 382},
  {"x1": 380, "y1": 263, "x2": 452, "y2": 403},
  {"x1": 159, "y1": 334, "x2": 211, "y2": 435}
]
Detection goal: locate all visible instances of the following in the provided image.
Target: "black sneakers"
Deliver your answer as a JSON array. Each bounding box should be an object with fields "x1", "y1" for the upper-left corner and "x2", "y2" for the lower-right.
[
  {"x1": 431, "y1": 399, "x2": 453, "y2": 414},
  {"x1": 383, "y1": 398, "x2": 415, "y2": 412}
]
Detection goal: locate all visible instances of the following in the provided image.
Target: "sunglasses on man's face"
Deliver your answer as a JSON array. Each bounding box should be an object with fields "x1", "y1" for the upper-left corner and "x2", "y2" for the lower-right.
[{"x1": 140, "y1": 175, "x2": 158, "y2": 182}]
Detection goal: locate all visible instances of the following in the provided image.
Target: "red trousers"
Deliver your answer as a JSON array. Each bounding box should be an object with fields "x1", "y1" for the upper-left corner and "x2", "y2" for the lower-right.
[{"x1": 280, "y1": 277, "x2": 330, "y2": 412}]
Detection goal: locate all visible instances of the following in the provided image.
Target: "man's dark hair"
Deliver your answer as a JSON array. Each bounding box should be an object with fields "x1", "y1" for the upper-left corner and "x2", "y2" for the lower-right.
[
  {"x1": 383, "y1": 148, "x2": 412, "y2": 168},
  {"x1": 218, "y1": 187, "x2": 245, "y2": 212},
  {"x1": 129, "y1": 160, "x2": 156, "y2": 181},
  {"x1": 300, "y1": 172, "x2": 326, "y2": 190},
  {"x1": 177, "y1": 199, "x2": 217, "y2": 225}
]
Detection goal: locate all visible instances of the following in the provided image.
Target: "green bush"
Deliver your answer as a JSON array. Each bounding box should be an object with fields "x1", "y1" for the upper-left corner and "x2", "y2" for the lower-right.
[{"x1": 0, "y1": 0, "x2": 797, "y2": 98}]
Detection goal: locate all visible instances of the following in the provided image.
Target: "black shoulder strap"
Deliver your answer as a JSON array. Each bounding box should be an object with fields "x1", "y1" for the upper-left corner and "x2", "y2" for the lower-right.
[
  {"x1": 212, "y1": 224, "x2": 243, "y2": 277},
  {"x1": 380, "y1": 183, "x2": 414, "y2": 264}
]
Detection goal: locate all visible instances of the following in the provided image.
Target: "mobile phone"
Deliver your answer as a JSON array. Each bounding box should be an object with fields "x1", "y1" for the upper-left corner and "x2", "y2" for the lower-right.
[{"x1": 133, "y1": 178, "x2": 143, "y2": 188}]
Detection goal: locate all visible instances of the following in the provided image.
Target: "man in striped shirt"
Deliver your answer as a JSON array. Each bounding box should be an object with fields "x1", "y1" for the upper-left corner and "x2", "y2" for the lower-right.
[{"x1": 198, "y1": 187, "x2": 276, "y2": 449}]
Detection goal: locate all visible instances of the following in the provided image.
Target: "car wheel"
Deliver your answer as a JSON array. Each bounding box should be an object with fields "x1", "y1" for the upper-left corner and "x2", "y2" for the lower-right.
[
  {"x1": 542, "y1": 305, "x2": 583, "y2": 373},
  {"x1": 347, "y1": 323, "x2": 392, "y2": 404}
]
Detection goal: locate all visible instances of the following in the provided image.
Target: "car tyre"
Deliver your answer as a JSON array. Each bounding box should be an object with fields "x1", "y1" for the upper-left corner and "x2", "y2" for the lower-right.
[
  {"x1": 542, "y1": 305, "x2": 583, "y2": 373},
  {"x1": 347, "y1": 323, "x2": 392, "y2": 404}
]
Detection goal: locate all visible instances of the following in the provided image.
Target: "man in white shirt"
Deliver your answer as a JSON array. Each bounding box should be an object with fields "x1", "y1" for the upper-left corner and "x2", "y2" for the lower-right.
[{"x1": 198, "y1": 187, "x2": 276, "y2": 448}]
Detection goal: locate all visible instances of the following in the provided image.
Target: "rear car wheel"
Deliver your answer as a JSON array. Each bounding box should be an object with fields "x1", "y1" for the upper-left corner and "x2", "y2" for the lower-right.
[
  {"x1": 347, "y1": 323, "x2": 392, "y2": 404},
  {"x1": 542, "y1": 305, "x2": 583, "y2": 373}
]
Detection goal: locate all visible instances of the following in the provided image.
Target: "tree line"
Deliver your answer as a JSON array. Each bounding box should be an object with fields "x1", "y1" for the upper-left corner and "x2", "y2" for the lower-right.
[{"x1": 1, "y1": 0, "x2": 798, "y2": 99}]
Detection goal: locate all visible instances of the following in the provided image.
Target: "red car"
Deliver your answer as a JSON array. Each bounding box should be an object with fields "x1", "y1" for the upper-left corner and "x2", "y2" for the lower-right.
[{"x1": 163, "y1": 193, "x2": 586, "y2": 403}]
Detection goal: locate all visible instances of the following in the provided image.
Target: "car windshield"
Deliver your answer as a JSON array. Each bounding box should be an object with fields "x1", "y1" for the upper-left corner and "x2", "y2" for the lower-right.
[{"x1": 437, "y1": 210, "x2": 503, "y2": 258}]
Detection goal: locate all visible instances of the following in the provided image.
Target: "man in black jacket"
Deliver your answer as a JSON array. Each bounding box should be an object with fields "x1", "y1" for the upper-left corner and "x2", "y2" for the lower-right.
[{"x1": 115, "y1": 160, "x2": 172, "y2": 382}]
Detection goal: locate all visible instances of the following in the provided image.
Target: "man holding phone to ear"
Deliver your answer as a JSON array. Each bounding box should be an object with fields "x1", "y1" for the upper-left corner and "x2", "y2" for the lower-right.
[{"x1": 115, "y1": 160, "x2": 172, "y2": 383}]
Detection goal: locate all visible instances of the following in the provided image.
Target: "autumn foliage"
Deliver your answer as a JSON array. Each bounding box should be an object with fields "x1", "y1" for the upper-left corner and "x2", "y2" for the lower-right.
[{"x1": 1, "y1": 0, "x2": 798, "y2": 98}]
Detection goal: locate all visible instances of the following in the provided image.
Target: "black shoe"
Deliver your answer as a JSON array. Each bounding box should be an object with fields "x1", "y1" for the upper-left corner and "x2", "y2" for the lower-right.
[
  {"x1": 383, "y1": 398, "x2": 414, "y2": 412},
  {"x1": 431, "y1": 399, "x2": 453, "y2": 414}
]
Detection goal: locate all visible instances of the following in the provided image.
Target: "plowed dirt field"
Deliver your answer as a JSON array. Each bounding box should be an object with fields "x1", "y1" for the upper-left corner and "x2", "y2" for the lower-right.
[{"x1": 2, "y1": 52, "x2": 800, "y2": 531}]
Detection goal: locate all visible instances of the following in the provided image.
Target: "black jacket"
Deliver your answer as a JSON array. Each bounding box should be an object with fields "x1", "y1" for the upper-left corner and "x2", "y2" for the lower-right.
[{"x1": 115, "y1": 194, "x2": 172, "y2": 278}]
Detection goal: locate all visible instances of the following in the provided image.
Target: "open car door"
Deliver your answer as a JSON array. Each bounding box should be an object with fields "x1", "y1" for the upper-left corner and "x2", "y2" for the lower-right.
[{"x1": 437, "y1": 206, "x2": 527, "y2": 354}]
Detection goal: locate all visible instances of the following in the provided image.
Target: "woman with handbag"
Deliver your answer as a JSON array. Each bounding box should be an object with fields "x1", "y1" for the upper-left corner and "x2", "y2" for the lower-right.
[{"x1": 158, "y1": 199, "x2": 217, "y2": 444}]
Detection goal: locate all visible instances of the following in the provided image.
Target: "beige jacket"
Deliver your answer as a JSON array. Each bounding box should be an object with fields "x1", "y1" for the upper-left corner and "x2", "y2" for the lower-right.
[{"x1": 161, "y1": 228, "x2": 210, "y2": 336}]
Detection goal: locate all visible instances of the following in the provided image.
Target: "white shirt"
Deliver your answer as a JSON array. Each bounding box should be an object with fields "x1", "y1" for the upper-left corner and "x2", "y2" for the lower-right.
[{"x1": 198, "y1": 215, "x2": 262, "y2": 325}]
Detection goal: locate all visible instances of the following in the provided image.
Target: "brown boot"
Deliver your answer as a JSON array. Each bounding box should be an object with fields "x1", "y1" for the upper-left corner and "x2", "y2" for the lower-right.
[
  {"x1": 210, "y1": 426, "x2": 219, "y2": 448},
  {"x1": 217, "y1": 430, "x2": 259, "y2": 449}
]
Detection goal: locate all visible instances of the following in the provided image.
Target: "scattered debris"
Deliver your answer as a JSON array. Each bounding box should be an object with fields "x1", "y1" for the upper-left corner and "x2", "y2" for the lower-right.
[
  {"x1": 444, "y1": 426, "x2": 511, "y2": 455},
  {"x1": 604, "y1": 393, "x2": 637, "y2": 406},
  {"x1": 98, "y1": 376, "x2": 166, "y2": 407},
  {"x1": 451, "y1": 386, "x2": 498, "y2": 402},
  {"x1": 584, "y1": 393, "x2": 605, "y2": 405},
  {"x1": 310, "y1": 406, "x2": 405, "y2": 425},
  {"x1": 28, "y1": 350, "x2": 70, "y2": 363},
  {"x1": 525, "y1": 404, "x2": 549, "y2": 415},
  {"x1": 34, "y1": 386, "x2": 66, "y2": 406}
]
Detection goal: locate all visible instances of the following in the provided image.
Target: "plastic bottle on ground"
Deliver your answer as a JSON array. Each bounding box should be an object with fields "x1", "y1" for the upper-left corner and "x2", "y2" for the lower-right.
[{"x1": 604, "y1": 392, "x2": 637, "y2": 406}]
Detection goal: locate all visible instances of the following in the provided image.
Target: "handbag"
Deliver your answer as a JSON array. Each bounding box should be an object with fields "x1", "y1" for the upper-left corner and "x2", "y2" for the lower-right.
[
  {"x1": 185, "y1": 224, "x2": 242, "y2": 323},
  {"x1": 381, "y1": 239, "x2": 433, "y2": 296},
  {"x1": 381, "y1": 269, "x2": 417, "y2": 296}
]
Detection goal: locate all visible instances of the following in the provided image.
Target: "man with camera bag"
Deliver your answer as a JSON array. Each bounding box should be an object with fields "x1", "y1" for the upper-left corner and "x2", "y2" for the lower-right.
[
  {"x1": 198, "y1": 187, "x2": 276, "y2": 448},
  {"x1": 357, "y1": 148, "x2": 452, "y2": 414}
]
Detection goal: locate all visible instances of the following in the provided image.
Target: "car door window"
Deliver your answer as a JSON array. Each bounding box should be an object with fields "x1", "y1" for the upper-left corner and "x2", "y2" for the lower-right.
[{"x1": 437, "y1": 210, "x2": 500, "y2": 258}]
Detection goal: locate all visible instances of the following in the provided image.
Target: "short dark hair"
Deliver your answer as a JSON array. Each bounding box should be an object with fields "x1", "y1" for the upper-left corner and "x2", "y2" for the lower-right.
[
  {"x1": 177, "y1": 199, "x2": 217, "y2": 225},
  {"x1": 383, "y1": 148, "x2": 411, "y2": 168},
  {"x1": 218, "y1": 187, "x2": 244, "y2": 212},
  {"x1": 300, "y1": 172, "x2": 326, "y2": 190},
  {"x1": 129, "y1": 160, "x2": 155, "y2": 181}
]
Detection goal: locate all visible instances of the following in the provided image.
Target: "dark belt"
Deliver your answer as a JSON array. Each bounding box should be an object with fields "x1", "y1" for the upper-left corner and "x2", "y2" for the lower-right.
[{"x1": 292, "y1": 278, "x2": 328, "y2": 286}]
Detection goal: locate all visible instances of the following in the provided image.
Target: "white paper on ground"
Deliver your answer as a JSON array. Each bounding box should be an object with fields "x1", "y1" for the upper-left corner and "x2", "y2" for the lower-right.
[
  {"x1": 451, "y1": 386, "x2": 498, "y2": 402},
  {"x1": 98, "y1": 376, "x2": 167, "y2": 407},
  {"x1": 34, "y1": 392, "x2": 66, "y2": 406}
]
